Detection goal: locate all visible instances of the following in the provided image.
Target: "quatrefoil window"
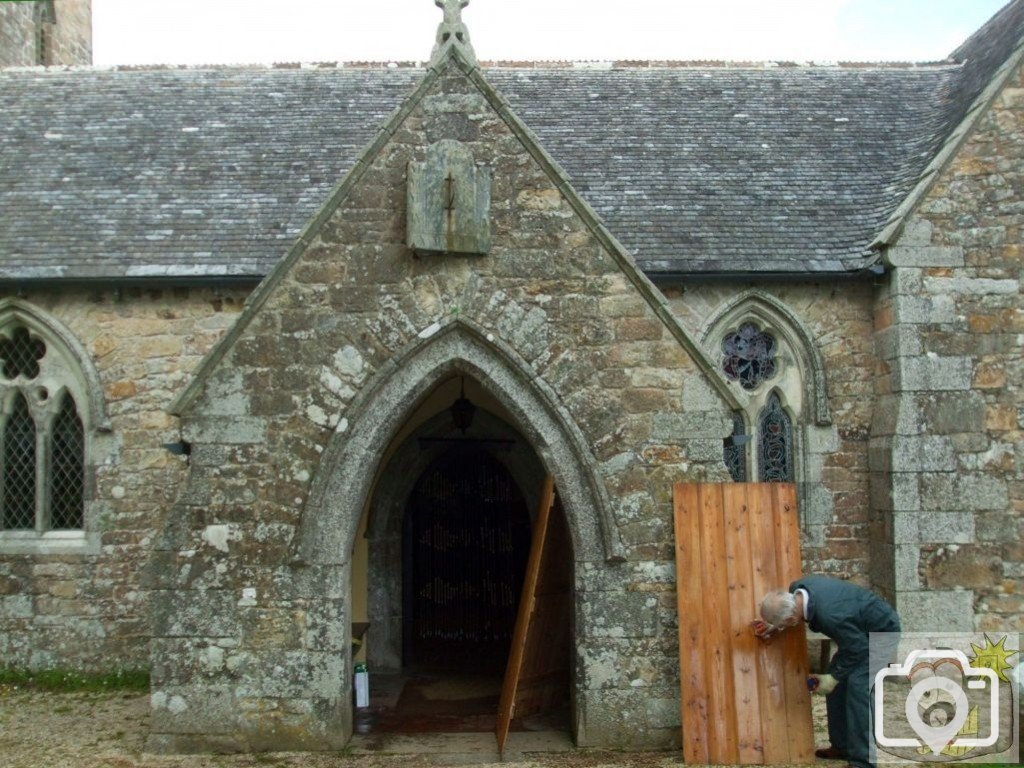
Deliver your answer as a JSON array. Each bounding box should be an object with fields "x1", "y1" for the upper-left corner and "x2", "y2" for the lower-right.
[
  {"x1": 721, "y1": 322, "x2": 778, "y2": 390},
  {"x1": 0, "y1": 326, "x2": 47, "y2": 380}
]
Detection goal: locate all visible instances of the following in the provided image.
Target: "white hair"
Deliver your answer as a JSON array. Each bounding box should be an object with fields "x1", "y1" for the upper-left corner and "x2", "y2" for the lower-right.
[{"x1": 759, "y1": 589, "x2": 797, "y2": 628}]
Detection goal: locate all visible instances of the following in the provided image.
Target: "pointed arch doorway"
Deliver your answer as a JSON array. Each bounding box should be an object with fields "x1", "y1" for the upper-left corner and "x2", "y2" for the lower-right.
[{"x1": 354, "y1": 375, "x2": 573, "y2": 739}]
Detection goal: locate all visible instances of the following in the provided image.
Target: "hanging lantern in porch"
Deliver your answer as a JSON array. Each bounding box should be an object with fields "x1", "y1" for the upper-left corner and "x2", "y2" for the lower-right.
[{"x1": 450, "y1": 377, "x2": 476, "y2": 433}]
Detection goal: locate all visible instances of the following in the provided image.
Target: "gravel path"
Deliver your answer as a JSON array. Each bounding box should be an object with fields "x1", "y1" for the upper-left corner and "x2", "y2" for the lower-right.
[{"x1": 0, "y1": 687, "x2": 828, "y2": 768}]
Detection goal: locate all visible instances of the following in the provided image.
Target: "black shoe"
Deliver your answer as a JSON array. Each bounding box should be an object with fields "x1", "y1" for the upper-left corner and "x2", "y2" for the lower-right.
[{"x1": 815, "y1": 747, "x2": 847, "y2": 760}]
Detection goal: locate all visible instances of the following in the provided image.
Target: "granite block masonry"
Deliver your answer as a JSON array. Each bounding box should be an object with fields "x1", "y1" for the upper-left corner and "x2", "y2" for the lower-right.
[
  {"x1": 0, "y1": 286, "x2": 246, "y2": 672},
  {"x1": 872, "y1": 57, "x2": 1024, "y2": 631}
]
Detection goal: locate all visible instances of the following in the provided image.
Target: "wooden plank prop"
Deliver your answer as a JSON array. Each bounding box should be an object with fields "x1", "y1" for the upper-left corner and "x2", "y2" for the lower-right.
[
  {"x1": 496, "y1": 476, "x2": 572, "y2": 754},
  {"x1": 674, "y1": 482, "x2": 814, "y2": 765}
]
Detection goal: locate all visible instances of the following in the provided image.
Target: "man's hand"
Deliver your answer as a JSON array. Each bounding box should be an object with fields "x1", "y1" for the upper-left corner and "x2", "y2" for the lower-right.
[
  {"x1": 750, "y1": 619, "x2": 778, "y2": 644},
  {"x1": 809, "y1": 673, "x2": 838, "y2": 695}
]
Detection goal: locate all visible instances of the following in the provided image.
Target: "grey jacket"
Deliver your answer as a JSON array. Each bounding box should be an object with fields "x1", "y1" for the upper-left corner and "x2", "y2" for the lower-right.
[{"x1": 790, "y1": 574, "x2": 900, "y2": 683}]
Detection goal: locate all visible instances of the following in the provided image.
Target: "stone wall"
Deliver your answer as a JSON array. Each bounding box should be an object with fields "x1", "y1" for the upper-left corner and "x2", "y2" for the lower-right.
[
  {"x1": 872, "y1": 60, "x2": 1023, "y2": 631},
  {"x1": 0, "y1": 2, "x2": 38, "y2": 66},
  {"x1": 43, "y1": 0, "x2": 92, "y2": 66},
  {"x1": 148, "y1": 54, "x2": 735, "y2": 752},
  {"x1": 667, "y1": 281, "x2": 877, "y2": 585},
  {"x1": 0, "y1": 285, "x2": 245, "y2": 670},
  {"x1": 0, "y1": 0, "x2": 91, "y2": 68}
]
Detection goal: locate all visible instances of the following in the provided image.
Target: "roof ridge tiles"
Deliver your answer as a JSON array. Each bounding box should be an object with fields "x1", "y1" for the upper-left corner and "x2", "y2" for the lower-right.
[
  {"x1": 1, "y1": 59, "x2": 959, "y2": 75},
  {"x1": 484, "y1": 59, "x2": 955, "y2": 70}
]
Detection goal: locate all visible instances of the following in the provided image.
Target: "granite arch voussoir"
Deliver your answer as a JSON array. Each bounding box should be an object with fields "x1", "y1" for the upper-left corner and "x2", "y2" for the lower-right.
[{"x1": 295, "y1": 317, "x2": 623, "y2": 567}]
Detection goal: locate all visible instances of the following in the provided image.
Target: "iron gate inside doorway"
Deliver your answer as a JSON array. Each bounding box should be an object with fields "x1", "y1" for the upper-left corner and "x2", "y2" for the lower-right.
[{"x1": 402, "y1": 447, "x2": 531, "y2": 671}]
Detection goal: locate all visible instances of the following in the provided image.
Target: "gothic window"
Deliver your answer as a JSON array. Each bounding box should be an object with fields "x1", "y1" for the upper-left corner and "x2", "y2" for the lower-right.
[
  {"x1": 2, "y1": 326, "x2": 45, "y2": 379},
  {"x1": 3, "y1": 393, "x2": 36, "y2": 530},
  {"x1": 0, "y1": 323, "x2": 86, "y2": 534},
  {"x1": 704, "y1": 296, "x2": 828, "y2": 489},
  {"x1": 50, "y1": 393, "x2": 85, "y2": 530},
  {"x1": 34, "y1": 0, "x2": 57, "y2": 66},
  {"x1": 718, "y1": 320, "x2": 790, "y2": 482},
  {"x1": 723, "y1": 411, "x2": 748, "y2": 483},
  {"x1": 758, "y1": 391, "x2": 794, "y2": 483},
  {"x1": 721, "y1": 322, "x2": 778, "y2": 390}
]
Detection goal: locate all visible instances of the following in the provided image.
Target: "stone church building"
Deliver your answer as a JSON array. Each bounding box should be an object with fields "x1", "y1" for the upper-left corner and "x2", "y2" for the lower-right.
[{"x1": 1, "y1": 0, "x2": 1022, "y2": 753}]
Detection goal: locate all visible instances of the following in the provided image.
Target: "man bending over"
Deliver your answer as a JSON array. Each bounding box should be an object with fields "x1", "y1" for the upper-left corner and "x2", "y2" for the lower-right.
[{"x1": 759, "y1": 575, "x2": 900, "y2": 768}]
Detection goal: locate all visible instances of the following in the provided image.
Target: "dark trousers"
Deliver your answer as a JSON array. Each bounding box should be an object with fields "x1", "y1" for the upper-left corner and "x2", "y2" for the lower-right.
[
  {"x1": 826, "y1": 662, "x2": 872, "y2": 768},
  {"x1": 826, "y1": 631, "x2": 899, "y2": 768}
]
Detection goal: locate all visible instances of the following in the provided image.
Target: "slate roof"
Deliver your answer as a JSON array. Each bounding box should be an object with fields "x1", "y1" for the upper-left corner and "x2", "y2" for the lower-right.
[
  {"x1": 495, "y1": 66, "x2": 952, "y2": 275},
  {"x1": 946, "y1": 0, "x2": 1024, "y2": 133},
  {"x1": 0, "y1": 2, "x2": 1021, "y2": 280},
  {"x1": 0, "y1": 68, "x2": 421, "y2": 280}
]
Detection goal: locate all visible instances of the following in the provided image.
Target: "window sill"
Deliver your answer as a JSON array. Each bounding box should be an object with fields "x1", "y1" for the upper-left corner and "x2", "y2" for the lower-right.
[{"x1": 0, "y1": 530, "x2": 101, "y2": 555}]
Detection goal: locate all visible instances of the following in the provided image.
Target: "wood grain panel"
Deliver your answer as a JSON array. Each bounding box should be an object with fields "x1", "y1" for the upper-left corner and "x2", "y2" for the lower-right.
[
  {"x1": 496, "y1": 477, "x2": 571, "y2": 754},
  {"x1": 772, "y1": 484, "x2": 815, "y2": 763},
  {"x1": 699, "y1": 484, "x2": 738, "y2": 762},
  {"x1": 749, "y1": 482, "x2": 789, "y2": 764},
  {"x1": 723, "y1": 484, "x2": 764, "y2": 764},
  {"x1": 675, "y1": 482, "x2": 710, "y2": 764},
  {"x1": 674, "y1": 482, "x2": 813, "y2": 765}
]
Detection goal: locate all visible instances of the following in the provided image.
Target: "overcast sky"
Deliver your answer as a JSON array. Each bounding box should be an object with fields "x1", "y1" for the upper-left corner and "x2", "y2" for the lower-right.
[{"x1": 92, "y1": 0, "x2": 1009, "y2": 67}]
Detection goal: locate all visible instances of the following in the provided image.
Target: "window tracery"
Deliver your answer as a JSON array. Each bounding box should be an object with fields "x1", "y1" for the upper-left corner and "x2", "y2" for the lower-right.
[
  {"x1": 721, "y1": 322, "x2": 778, "y2": 390},
  {"x1": 3, "y1": 392, "x2": 36, "y2": 530},
  {"x1": 718, "y1": 321, "x2": 793, "y2": 483},
  {"x1": 0, "y1": 322, "x2": 87, "y2": 534},
  {"x1": 705, "y1": 296, "x2": 817, "y2": 488},
  {"x1": 1, "y1": 326, "x2": 46, "y2": 380},
  {"x1": 50, "y1": 393, "x2": 85, "y2": 530}
]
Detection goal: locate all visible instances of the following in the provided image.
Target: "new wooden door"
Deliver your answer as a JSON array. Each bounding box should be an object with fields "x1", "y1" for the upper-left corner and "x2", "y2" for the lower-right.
[{"x1": 674, "y1": 482, "x2": 814, "y2": 765}]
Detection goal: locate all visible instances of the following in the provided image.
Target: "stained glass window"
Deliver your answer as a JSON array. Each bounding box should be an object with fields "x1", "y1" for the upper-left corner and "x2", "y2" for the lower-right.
[
  {"x1": 758, "y1": 392, "x2": 793, "y2": 483},
  {"x1": 723, "y1": 411, "x2": 747, "y2": 482},
  {"x1": 722, "y1": 323, "x2": 778, "y2": 390},
  {"x1": 49, "y1": 393, "x2": 84, "y2": 530},
  {"x1": 3, "y1": 393, "x2": 37, "y2": 530}
]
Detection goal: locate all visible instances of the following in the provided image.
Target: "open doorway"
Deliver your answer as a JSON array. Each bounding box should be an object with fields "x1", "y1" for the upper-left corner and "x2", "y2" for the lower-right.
[{"x1": 353, "y1": 377, "x2": 573, "y2": 737}]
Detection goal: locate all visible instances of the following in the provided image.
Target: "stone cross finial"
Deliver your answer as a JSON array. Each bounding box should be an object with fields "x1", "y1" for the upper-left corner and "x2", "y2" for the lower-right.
[
  {"x1": 436, "y1": 0, "x2": 469, "y2": 25},
  {"x1": 432, "y1": 0, "x2": 476, "y2": 64}
]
